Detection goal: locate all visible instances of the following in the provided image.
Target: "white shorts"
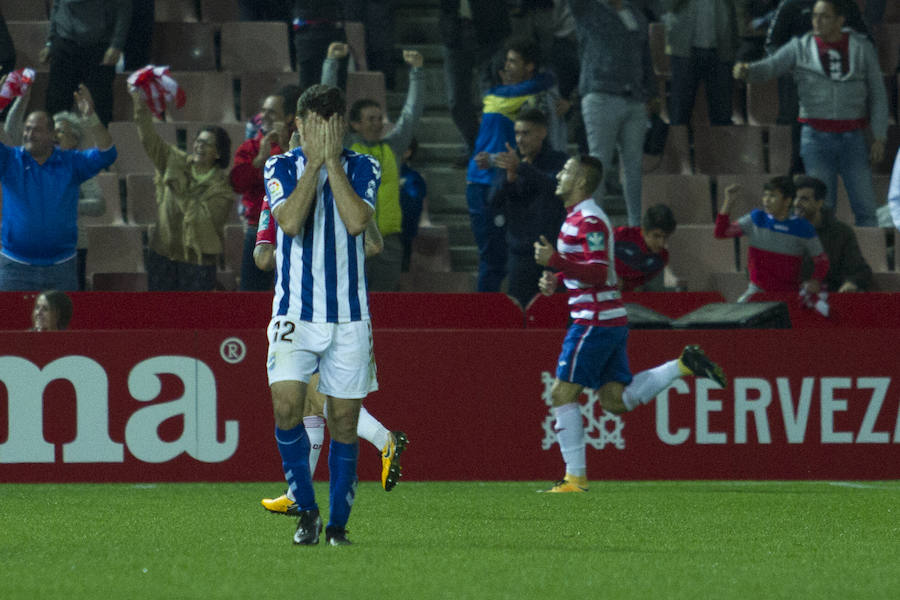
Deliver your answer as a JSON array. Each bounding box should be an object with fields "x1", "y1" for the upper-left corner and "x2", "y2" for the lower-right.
[{"x1": 266, "y1": 317, "x2": 378, "y2": 399}]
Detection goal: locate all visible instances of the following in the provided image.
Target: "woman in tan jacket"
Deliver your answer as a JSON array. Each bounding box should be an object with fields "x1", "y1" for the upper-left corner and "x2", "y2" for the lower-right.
[{"x1": 131, "y1": 91, "x2": 234, "y2": 290}]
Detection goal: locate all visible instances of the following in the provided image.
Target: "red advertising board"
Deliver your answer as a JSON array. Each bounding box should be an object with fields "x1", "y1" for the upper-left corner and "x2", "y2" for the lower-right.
[{"x1": 2, "y1": 327, "x2": 898, "y2": 482}]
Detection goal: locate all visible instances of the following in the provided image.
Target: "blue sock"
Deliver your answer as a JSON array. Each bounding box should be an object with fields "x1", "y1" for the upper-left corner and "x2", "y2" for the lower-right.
[
  {"x1": 327, "y1": 440, "x2": 359, "y2": 529},
  {"x1": 275, "y1": 424, "x2": 316, "y2": 511}
]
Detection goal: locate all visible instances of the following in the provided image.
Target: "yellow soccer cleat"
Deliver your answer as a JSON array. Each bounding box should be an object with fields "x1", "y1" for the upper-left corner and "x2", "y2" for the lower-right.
[
  {"x1": 261, "y1": 491, "x2": 301, "y2": 516},
  {"x1": 381, "y1": 431, "x2": 409, "y2": 491},
  {"x1": 540, "y1": 474, "x2": 589, "y2": 493}
]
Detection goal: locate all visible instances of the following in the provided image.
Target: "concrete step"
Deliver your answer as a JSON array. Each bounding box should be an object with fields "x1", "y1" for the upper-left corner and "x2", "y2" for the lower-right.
[
  {"x1": 412, "y1": 114, "x2": 465, "y2": 145},
  {"x1": 387, "y1": 66, "x2": 450, "y2": 112},
  {"x1": 449, "y1": 245, "x2": 479, "y2": 271},
  {"x1": 414, "y1": 141, "x2": 467, "y2": 163},
  {"x1": 427, "y1": 191, "x2": 466, "y2": 216},
  {"x1": 419, "y1": 165, "x2": 467, "y2": 197}
]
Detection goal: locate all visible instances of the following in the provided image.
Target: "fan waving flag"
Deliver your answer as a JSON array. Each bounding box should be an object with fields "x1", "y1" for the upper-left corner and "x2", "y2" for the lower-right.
[
  {"x1": 127, "y1": 65, "x2": 186, "y2": 118},
  {"x1": 0, "y1": 68, "x2": 36, "y2": 110}
]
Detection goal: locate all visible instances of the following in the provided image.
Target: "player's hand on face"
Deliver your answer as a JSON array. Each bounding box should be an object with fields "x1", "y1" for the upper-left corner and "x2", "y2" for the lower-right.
[
  {"x1": 302, "y1": 114, "x2": 326, "y2": 165},
  {"x1": 538, "y1": 270, "x2": 558, "y2": 296},
  {"x1": 323, "y1": 114, "x2": 344, "y2": 161},
  {"x1": 289, "y1": 130, "x2": 301, "y2": 150},
  {"x1": 534, "y1": 235, "x2": 554, "y2": 266}
]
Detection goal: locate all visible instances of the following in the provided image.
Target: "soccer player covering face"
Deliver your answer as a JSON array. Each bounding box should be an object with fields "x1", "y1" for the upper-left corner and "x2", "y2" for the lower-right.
[
  {"x1": 533, "y1": 156, "x2": 728, "y2": 493},
  {"x1": 264, "y1": 85, "x2": 380, "y2": 546},
  {"x1": 254, "y1": 194, "x2": 410, "y2": 514}
]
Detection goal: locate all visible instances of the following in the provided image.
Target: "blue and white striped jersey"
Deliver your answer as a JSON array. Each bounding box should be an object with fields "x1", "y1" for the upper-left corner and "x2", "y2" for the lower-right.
[{"x1": 264, "y1": 147, "x2": 381, "y2": 323}]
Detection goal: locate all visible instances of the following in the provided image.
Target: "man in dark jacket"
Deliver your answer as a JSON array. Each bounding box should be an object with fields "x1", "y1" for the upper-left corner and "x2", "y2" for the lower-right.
[
  {"x1": 794, "y1": 175, "x2": 872, "y2": 292},
  {"x1": 491, "y1": 108, "x2": 567, "y2": 307}
]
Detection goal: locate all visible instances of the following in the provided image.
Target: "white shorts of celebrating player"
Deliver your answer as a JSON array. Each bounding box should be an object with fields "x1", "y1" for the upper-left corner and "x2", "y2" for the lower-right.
[{"x1": 266, "y1": 317, "x2": 378, "y2": 399}]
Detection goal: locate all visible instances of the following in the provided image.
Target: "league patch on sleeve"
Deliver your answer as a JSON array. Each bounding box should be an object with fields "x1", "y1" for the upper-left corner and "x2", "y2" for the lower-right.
[
  {"x1": 266, "y1": 178, "x2": 284, "y2": 202},
  {"x1": 586, "y1": 230, "x2": 606, "y2": 252}
]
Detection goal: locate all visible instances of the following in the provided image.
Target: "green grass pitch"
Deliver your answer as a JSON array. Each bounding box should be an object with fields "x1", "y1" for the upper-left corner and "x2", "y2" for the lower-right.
[{"x1": 1, "y1": 481, "x2": 897, "y2": 599}]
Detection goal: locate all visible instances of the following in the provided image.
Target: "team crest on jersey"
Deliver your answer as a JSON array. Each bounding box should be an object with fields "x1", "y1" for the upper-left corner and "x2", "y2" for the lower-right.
[
  {"x1": 267, "y1": 178, "x2": 284, "y2": 201},
  {"x1": 586, "y1": 230, "x2": 606, "y2": 251}
]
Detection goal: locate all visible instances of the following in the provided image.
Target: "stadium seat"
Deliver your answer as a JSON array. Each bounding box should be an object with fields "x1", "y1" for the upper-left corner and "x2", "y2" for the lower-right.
[
  {"x1": 223, "y1": 224, "x2": 245, "y2": 277},
  {"x1": 23, "y1": 71, "x2": 49, "y2": 115},
  {"x1": 81, "y1": 172, "x2": 125, "y2": 227},
  {"x1": 666, "y1": 224, "x2": 739, "y2": 291},
  {"x1": 693, "y1": 125, "x2": 765, "y2": 174},
  {"x1": 2, "y1": 2, "x2": 48, "y2": 19},
  {"x1": 151, "y1": 22, "x2": 217, "y2": 71},
  {"x1": 236, "y1": 71, "x2": 297, "y2": 122},
  {"x1": 84, "y1": 224, "x2": 147, "y2": 283},
  {"x1": 853, "y1": 226, "x2": 889, "y2": 272},
  {"x1": 220, "y1": 22, "x2": 292, "y2": 73},
  {"x1": 710, "y1": 271, "x2": 750, "y2": 302},
  {"x1": 108, "y1": 121, "x2": 178, "y2": 175},
  {"x1": 409, "y1": 225, "x2": 452, "y2": 273},
  {"x1": 346, "y1": 71, "x2": 387, "y2": 121},
  {"x1": 91, "y1": 271, "x2": 149, "y2": 292},
  {"x1": 746, "y1": 80, "x2": 779, "y2": 126},
  {"x1": 7, "y1": 21, "x2": 51, "y2": 72},
  {"x1": 714, "y1": 174, "x2": 771, "y2": 216},
  {"x1": 871, "y1": 272, "x2": 900, "y2": 291},
  {"x1": 155, "y1": 0, "x2": 199, "y2": 22},
  {"x1": 641, "y1": 174, "x2": 714, "y2": 224},
  {"x1": 124, "y1": 173, "x2": 157, "y2": 225},
  {"x1": 767, "y1": 125, "x2": 793, "y2": 175},
  {"x1": 199, "y1": 0, "x2": 240, "y2": 23},
  {"x1": 344, "y1": 21, "x2": 368, "y2": 72},
  {"x1": 648, "y1": 22, "x2": 669, "y2": 76},
  {"x1": 164, "y1": 71, "x2": 237, "y2": 123}
]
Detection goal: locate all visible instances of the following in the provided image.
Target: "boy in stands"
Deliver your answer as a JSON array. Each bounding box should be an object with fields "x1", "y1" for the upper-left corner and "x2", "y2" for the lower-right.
[
  {"x1": 715, "y1": 176, "x2": 829, "y2": 302},
  {"x1": 533, "y1": 156, "x2": 727, "y2": 493},
  {"x1": 615, "y1": 203, "x2": 677, "y2": 291}
]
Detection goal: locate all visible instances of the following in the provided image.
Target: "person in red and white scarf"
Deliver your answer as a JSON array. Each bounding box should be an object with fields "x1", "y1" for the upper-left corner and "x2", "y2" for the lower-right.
[{"x1": 532, "y1": 155, "x2": 728, "y2": 493}]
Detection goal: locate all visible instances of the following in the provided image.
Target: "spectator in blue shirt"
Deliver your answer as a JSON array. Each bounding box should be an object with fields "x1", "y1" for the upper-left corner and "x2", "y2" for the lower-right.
[{"x1": 0, "y1": 84, "x2": 116, "y2": 291}]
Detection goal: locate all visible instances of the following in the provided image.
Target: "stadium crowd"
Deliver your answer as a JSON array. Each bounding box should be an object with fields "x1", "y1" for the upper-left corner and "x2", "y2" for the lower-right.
[{"x1": 0, "y1": 0, "x2": 897, "y2": 304}]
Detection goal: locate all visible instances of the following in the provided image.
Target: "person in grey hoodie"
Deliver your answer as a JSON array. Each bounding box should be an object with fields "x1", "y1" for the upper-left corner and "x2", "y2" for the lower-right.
[
  {"x1": 567, "y1": 0, "x2": 656, "y2": 227},
  {"x1": 734, "y1": 0, "x2": 887, "y2": 227}
]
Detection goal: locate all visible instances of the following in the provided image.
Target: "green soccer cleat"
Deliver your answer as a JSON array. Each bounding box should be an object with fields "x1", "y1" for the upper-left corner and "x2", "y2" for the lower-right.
[{"x1": 679, "y1": 345, "x2": 727, "y2": 388}]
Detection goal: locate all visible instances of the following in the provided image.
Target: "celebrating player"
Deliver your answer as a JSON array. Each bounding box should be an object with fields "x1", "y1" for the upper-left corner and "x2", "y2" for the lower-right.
[
  {"x1": 534, "y1": 156, "x2": 728, "y2": 493},
  {"x1": 264, "y1": 84, "x2": 379, "y2": 546}
]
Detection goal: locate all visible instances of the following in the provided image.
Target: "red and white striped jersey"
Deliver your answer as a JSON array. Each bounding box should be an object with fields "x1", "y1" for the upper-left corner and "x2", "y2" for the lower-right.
[{"x1": 550, "y1": 198, "x2": 627, "y2": 327}]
